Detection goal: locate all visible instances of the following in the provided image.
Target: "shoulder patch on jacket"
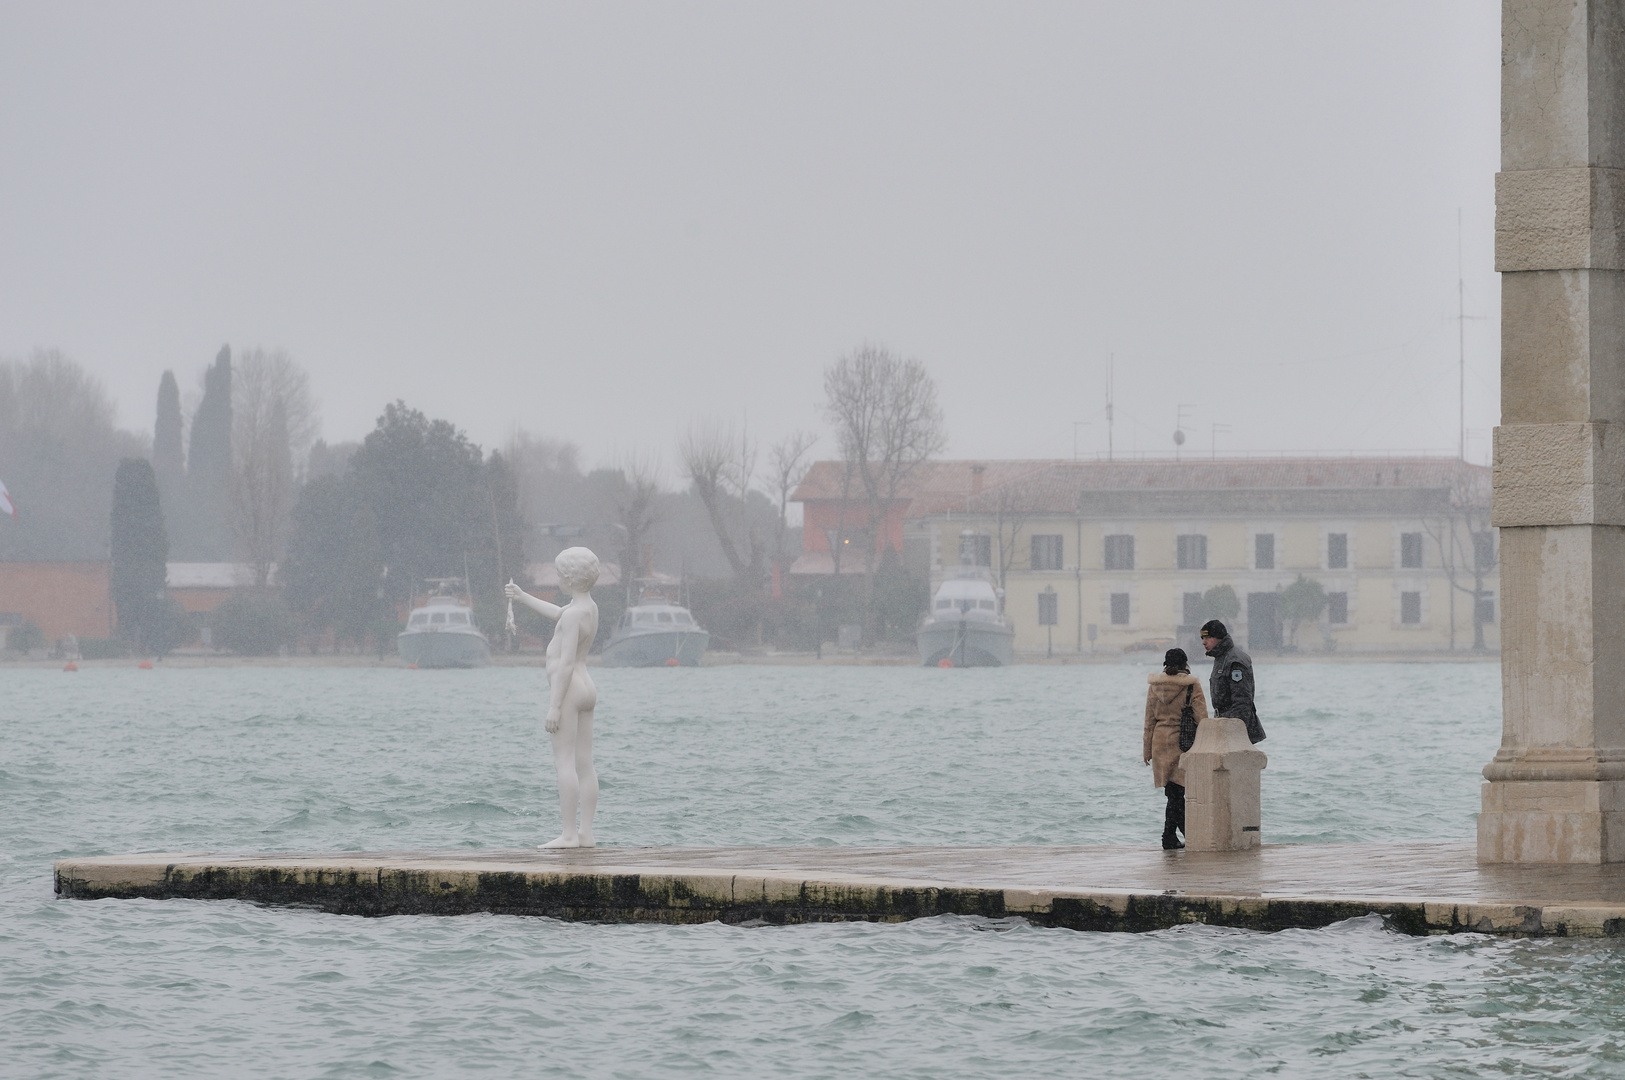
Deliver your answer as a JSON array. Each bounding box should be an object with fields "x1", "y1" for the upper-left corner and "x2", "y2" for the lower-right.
[{"x1": 1230, "y1": 668, "x2": 1244, "y2": 681}]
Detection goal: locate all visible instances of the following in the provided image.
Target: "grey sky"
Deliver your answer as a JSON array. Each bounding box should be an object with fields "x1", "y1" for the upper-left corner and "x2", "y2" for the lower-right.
[{"x1": 0, "y1": 1, "x2": 1500, "y2": 469}]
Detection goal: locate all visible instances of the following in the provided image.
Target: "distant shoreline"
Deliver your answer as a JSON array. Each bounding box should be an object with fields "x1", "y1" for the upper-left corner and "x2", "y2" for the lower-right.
[{"x1": 6, "y1": 649, "x2": 1500, "y2": 668}]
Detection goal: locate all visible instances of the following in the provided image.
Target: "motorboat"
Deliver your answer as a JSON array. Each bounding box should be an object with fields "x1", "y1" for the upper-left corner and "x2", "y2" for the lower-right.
[
  {"x1": 398, "y1": 582, "x2": 491, "y2": 668},
  {"x1": 600, "y1": 586, "x2": 709, "y2": 667},
  {"x1": 916, "y1": 571, "x2": 1015, "y2": 667}
]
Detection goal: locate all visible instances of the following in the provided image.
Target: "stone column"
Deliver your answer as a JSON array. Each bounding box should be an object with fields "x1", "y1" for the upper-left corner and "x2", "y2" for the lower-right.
[{"x1": 1480, "y1": 0, "x2": 1625, "y2": 863}]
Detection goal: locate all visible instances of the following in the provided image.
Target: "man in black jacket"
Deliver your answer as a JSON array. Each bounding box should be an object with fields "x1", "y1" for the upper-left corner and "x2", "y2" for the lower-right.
[{"x1": 1200, "y1": 619, "x2": 1266, "y2": 744}]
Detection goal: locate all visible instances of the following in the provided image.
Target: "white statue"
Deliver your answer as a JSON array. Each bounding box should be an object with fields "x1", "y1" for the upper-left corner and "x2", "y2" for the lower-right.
[{"x1": 505, "y1": 547, "x2": 601, "y2": 848}]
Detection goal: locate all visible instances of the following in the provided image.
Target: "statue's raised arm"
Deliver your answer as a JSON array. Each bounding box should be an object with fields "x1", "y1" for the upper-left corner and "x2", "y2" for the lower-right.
[{"x1": 504, "y1": 581, "x2": 563, "y2": 623}]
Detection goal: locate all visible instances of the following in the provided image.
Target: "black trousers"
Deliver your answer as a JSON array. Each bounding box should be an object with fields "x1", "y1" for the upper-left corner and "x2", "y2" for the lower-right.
[{"x1": 1164, "y1": 781, "x2": 1186, "y2": 836}]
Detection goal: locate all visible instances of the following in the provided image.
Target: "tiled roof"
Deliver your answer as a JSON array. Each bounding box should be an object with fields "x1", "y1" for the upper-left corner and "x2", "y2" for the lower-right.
[
  {"x1": 167, "y1": 562, "x2": 272, "y2": 589},
  {"x1": 791, "y1": 459, "x2": 1054, "y2": 503},
  {"x1": 794, "y1": 457, "x2": 1490, "y2": 517}
]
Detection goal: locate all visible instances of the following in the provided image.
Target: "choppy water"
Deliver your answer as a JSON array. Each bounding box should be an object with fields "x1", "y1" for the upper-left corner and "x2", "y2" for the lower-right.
[{"x1": 5, "y1": 661, "x2": 1623, "y2": 1078}]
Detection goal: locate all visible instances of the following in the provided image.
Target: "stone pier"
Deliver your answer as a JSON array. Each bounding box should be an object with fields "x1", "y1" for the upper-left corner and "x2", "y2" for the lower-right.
[
  {"x1": 1481, "y1": 0, "x2": 1625, "y2": 863},
  {"x1": 52, "y1": 844, "x2": 1625, "y2": 936}
]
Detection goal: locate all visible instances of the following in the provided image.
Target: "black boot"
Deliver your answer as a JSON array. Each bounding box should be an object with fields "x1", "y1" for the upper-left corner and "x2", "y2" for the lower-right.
[{"x1": 1162, "y1": 782, "x2": 1185, "y2": 850}]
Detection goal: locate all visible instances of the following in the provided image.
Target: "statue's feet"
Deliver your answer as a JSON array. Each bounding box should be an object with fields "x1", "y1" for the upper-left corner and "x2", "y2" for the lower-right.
[
  {"x1": 577, "y1": 833, "x2": 595, "y2": 848},
  {"x1": 539, "y1": 834, "x2": 579, "y2": 849}
]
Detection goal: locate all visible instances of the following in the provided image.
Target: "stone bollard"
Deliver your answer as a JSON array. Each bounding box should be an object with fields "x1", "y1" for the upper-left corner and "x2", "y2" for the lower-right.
[{"x1": 1181, "y1": 717, "x2": 1267, "y2": 852}]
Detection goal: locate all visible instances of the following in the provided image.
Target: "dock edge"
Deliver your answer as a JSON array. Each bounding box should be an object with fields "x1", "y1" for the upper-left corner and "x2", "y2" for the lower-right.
[{"x1": 51, "y1": 856, "x2": 1625, "y2": 937}]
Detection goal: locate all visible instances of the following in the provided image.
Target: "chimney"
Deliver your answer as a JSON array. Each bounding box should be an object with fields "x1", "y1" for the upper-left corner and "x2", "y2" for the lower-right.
[{"x1": 970, "y1": 464, "x2": 985, "y2": 495}]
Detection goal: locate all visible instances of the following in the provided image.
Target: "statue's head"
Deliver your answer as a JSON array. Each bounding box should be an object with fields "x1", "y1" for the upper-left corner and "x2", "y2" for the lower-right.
[{"x1": 554, "y1": 547, "x2": 600, "y2": 593}]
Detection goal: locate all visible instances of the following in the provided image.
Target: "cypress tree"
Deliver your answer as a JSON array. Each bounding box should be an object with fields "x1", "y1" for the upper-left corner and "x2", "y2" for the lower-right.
[
  {"x1": 110, "y1": 458, "x2": 169, "y2": 648},
  {"x1": 185, "y1": 345, "x2": 233, "y2": 559},
  {"x1": 153, "y1": 370, "x2": 184, "y2": 487},
  {"x1": 188, "y1": 345, "x2": 232, "y2": 479}
]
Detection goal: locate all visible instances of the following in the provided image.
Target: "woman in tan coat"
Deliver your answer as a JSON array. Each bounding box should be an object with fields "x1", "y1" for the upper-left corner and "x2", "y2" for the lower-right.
[{"x1": 1144, "y1": 647, "x2": 1208, "y2": 849}]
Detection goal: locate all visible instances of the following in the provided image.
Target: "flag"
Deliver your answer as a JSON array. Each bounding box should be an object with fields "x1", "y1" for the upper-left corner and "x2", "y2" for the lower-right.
[{"x1": 0, "y1": 478, "x2": 13, "y2": 518}]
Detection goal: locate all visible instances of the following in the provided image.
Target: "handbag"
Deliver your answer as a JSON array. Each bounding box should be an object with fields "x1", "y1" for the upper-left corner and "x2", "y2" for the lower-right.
[{"x1": 1178, "y1": 684, "x2": 1198, "y2": 752}]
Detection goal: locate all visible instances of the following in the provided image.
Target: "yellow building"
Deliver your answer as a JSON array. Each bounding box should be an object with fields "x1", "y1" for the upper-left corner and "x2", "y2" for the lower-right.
[{"x1": 905, "y1": 457, "x2": 1497, "y2": 657}]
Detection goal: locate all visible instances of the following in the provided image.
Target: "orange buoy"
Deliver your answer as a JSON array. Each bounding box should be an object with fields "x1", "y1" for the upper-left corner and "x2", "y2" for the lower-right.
[
  {"x1": 138, "y1": 660, "x2": 153, "y2": 670},
  {"x1": 937, "y1": 658, "x2": 954, "y2": 668},
  {"x1": 63, "y1": 662, "x2": 78, "y2": 672},
  {"x1": 664, "y1": 657, "x2": 681, "y2": 667},
  {"x1": 407, "y1": 663, "x2": 419, "y2": 670}
]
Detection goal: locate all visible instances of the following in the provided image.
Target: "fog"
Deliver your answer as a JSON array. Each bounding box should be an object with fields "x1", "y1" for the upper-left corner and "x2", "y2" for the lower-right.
[{"x1": 0, "y1": 2, "x2": 1499, "y2": 466}]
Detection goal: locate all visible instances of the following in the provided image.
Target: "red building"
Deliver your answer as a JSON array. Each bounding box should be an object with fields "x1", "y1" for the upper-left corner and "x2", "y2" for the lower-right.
[
  {"x1": 0, "y1": 561, "x2": 271, "y2": 647},
  {"x1": 0, "y1": 562, "x2": 114, "y2": 642},
  {"x1": 789, "y1": 460, "x2": 1053, "y2": 575}
]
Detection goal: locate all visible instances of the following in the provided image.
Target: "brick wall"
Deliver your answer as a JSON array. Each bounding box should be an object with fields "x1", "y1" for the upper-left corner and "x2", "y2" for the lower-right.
[
  {"x1": 0, "y1": 562, "x2": 113, "y2": 642},
  {"x1": 171, "y1": 587, "x2": 233, "y2": 615}
]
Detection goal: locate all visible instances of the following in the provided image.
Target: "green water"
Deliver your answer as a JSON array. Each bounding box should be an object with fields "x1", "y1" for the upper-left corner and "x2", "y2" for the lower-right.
[{"x1": 8, "y1": 662, "x2": 1620, "y2": 1078}]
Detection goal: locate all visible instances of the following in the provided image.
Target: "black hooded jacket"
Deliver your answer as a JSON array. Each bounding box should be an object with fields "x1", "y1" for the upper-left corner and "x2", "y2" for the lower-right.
[{"x1": 1206, "y1": 634, "x2": 1265, "y2": 743}]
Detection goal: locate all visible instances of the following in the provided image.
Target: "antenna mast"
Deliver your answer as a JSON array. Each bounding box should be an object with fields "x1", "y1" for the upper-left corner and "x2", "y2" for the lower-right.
[
  {"x1": 1458, "y1": 208, "x2": 1466, "y2": 461},
  {"x1": 1106, "y1": 353, "x2": 1115, "y2": 462}
]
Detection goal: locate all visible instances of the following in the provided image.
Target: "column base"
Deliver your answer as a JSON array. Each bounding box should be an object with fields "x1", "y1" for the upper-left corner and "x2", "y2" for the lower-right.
[{"x1": 1478, "y1": 779, "x2": 1625, "y2": 863}]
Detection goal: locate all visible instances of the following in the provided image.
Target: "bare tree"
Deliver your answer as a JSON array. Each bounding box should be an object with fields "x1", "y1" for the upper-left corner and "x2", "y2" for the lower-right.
[
  {"x1": 766, "y1": 430, "x2": 817, "y2": 567},
  {"x1": 0, "y1": 349, "x2": 148, "y2": 561},
  {"x1": 679, "y1": 420, "x2": 760, "y2": 580},
  {"x1": 230, "y1": 349, "x2": 319, "y2": 587},
  {"x1": 600, "y1": 451, "x2": 663, "y2": 593},
  {"x1": 822, "y1": 345, "x2": 946, "y2": 581},
  {"x1": 971, "y1": 476, "x2": 1042, "y2": 601},
  {"x1": 1423, "y1": 466, "x2": 1495, "y2": 651}
]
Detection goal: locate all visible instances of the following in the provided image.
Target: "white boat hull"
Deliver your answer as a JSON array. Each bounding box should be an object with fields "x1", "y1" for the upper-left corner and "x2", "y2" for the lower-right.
[
  {"x1": 600, "y1": 628, "x2": 709, "y2": 667},
  {"x1": 917, "y1": 618, "x2": 1015, "y2": 667},
  {"x1": 398, "y1": 629, "x2": 491, "y2": 668}
]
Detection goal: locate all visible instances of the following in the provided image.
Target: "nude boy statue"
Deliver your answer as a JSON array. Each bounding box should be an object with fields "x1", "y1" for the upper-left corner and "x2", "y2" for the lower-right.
[{"x1": 504, "y1": 547, "x2": 601, "y2": 849}]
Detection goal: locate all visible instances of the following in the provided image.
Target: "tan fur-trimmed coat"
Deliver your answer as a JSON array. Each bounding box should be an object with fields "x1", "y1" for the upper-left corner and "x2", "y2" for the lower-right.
[{"x1": 1144, "y1": 671, "x2": 1209, "y2": 788}]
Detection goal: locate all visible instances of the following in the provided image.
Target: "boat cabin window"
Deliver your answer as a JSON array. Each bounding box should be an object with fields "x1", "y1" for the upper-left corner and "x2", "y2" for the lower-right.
[
  {"x1": 430, "y1": 612, "x2": 447, "y2": 624},
  {"x1": 410, "y1": 613, "x2": 428, "y2": 626},
  {"x1": 450, "y1": 612, "x2": 468, "y2": 624},
  {"x1": 658, "y1": 612, "x2": 673, "y2": 623},
  {"x1": 979, "y1": 600, "x2": 995, "y2": 610},
  {"x1": 674, "y1": 612, "x2": 692, "y2": 624},
  {"x1": 635, "y1": 612, "x2": 656, "y2": 625},
  {"x1": 936, "y1": 599, "x2": 953, "y2": 610}
]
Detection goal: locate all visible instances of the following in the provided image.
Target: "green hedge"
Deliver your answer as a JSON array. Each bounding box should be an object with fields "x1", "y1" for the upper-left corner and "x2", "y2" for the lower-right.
[
  {"x1": 213, "y1": 593, "x2": 298, "y2": 656},
  {"x1": 79, "y1": 638, "x2": 130, "y2": 660}
]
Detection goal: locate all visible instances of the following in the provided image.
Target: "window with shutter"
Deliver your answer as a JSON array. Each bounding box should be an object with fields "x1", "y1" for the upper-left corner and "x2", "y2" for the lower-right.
[
  {"x1": 1327, "y1": 533, "x2": 1348, "y2": 569},
  {"x1": 1400, "y1": 532, "x2": 1423, "y2": 569},
  {"x1": 1176, "y1": 534, "x2": 1207, "y2": 570},
  {"x1": 1104, "y1": 534, "x2": 1134, "y2": 570},
  {"x1": 1030, "y1": 534, "x2": 1063, "y2": 571}
]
